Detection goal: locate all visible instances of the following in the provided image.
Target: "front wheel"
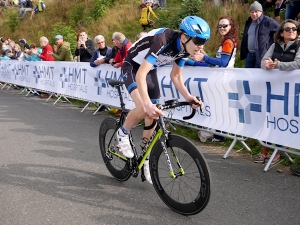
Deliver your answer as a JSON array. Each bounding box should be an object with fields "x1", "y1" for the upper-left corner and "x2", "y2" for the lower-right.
[
  {"x1": 99, "y1": 117, "x2": 131, "y2": 181},
  {"x1": 150, "y1": 134, "x2": 211, "y2": 215}
]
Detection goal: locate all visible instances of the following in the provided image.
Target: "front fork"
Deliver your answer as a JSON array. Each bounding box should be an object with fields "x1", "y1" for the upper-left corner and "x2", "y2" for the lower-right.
[{"x1": 160, "y1": 135, "x2": 185, "y2": 178}]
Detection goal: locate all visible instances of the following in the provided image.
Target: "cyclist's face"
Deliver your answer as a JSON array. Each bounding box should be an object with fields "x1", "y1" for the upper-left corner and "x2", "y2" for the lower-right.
[{"x1": 186, "y1": 39, "x2": 203, "y2": 56}]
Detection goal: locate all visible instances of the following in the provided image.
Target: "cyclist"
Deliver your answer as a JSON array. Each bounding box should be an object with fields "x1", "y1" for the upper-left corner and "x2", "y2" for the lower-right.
[{"x1": 117, "y1": 16, "x2": 210, "y2": 183}]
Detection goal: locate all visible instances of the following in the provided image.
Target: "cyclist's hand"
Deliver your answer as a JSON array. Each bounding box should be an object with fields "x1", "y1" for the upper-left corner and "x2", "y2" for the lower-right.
[
  {"x1": 186, "y1": 95, "x2": 204, "y2": 110},
  {"x1": 145, "y1": 103, "x2": 164, "y2": 119}
]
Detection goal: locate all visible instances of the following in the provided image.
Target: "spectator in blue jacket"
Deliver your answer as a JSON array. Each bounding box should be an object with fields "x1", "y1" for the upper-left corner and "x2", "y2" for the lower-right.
[
  {"x1": 240, "y1": 1, "x2": 280, "y2": 68},
  {"x1": 90, "y1": 35, "x2": 112, "y2": 67}
]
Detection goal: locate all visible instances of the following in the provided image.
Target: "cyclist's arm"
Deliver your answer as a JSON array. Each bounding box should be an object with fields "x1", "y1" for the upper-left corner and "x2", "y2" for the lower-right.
[
  {"x1": 170, "y1": 62, "x2": 202, "y2": 107},
  {"x1": 170, "y1": 63, "x2": 192, "y2": 100}
]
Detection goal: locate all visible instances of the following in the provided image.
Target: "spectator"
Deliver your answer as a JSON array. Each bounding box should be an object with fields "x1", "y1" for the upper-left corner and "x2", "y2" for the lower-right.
[
  {"x1": 139, "y1": 0, "x2": 159, "y2": 31},
  {"x1": 187, "y1": 16, "x2": 239, "y2": 68},
  {"x1": 30, "y1": 0, "x2": 45, "y2": 20},
  {"x1": 19, "y1": 38, "x2": 30, "y2": 50},
  {"x1": 24, "y1": 43, "x2": 41, "y2": 61},
  {"x1": 158, "y1": 0, "x2": 166, "y2": 8},
  {"x1": 109, "y1": 32, "x2": 132, "y2": 68},
  {"x1": 90, "y1": 35, "x2": 112, "y2": 67},
  {"x1": 8, "y1": 40, "x2": 16, "y2": 58},
  {"x1": 31, "y1": 36, "x2": 54, "y2": 61},
  {"x1": 0, "y1": 49, "x2": 12, "y2": 60},
  {"x1": 48, "y1": 35, "x2": 73, "y2": 61},
  {"x1": 256, "y1": 19, "x2": 300, "y2": 164},
  {"x1": 187, "y1": 16, "x2": 239, "y2": 143},
  {"x1": 262, "y1": 0, "x2": 284, "y2": 23},
  {"x1": 18, "y1": 0, "x2": 33, "y2": 19},
  {"x1": 75, "y1": 30, "x2": 94, "y2": 62},
  {"x1": 287, "y1": 0, "x2": 300, "y2": 20},
  {"x1": 240, "y1": 1, "x2": 280, "y2": 68},
  {"x1": 18, "y1": 0, "x2": 26, "y2": 8},
  {"x1": 10, "y1": 43, "x2": 24, "y2": 60}
]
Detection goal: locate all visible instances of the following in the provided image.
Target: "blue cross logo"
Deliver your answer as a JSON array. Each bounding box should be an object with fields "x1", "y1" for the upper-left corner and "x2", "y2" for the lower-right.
[
  {"x1": 94, "y1": 71, "x2": 106, "y2": 95},
  {"x1": 59, "y1": 67, "x2": 69, "y2": 88},
  {"x1": 228, "y1": 80, "x2": 262, "y2": 124}
]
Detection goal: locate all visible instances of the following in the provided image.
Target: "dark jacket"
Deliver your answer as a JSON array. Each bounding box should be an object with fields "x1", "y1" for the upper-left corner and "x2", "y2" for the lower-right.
[
  {"x1": 90, "y1": 46, "x2": 112, "y2": 67},
  {"x1": 240, "y1": 14, "x2": 279, "y2": 63},
  {"x1": 75, "y1": 38, "x2": 94, "y2": 62}
]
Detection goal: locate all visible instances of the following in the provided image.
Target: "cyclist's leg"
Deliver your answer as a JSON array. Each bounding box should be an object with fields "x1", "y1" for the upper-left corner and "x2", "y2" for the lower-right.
[
  {"x1": 141, "y1": 69, "x2": 160, "y2": 140},
  {"x1": 117, "y1": 62, "x2": 147, "y2": 158},
  {"x1": 122, "y1": 62, "x2": 159, "y2": 132},
  {"x1": 140, "y1": 69, "x2": 160, "y2": 184}
]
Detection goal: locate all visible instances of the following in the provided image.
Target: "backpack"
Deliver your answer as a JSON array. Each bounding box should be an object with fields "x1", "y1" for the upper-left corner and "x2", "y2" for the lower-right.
[
  {"x1": 38, "y1": 1, "x2": 45, "y2": 12},
  {"x1": 139, "y1": 6, "x2": 150, "y2": 25}
]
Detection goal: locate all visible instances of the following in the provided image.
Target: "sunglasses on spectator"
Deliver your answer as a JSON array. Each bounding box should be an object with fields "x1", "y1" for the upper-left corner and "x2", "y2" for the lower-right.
[
  {"x1": 191, "y1": 37, "x2": 208, "y2": 46},
  {"x1": 283, "y1": 27, "x2": 297, "y2": 32},
  {"x1": 97, "y1": 41, "x2": 104, "y2": 44},
  {"x1": 218, "y1": 24, "x2": 229, "y2": 29}
]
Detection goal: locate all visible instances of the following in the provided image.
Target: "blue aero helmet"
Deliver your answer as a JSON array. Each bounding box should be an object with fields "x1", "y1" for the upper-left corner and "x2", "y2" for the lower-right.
[{"x1": 179, "y1": 16, "x2": 210, "y2": 46}]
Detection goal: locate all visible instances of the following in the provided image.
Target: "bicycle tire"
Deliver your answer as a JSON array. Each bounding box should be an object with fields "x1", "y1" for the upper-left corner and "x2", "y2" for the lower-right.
[
  {"x1": 150, "y1": 134, "x2": 211, "y2": 215},
  {"x1": 99, "y1": 117, "x2": 131, "y2": 181}
]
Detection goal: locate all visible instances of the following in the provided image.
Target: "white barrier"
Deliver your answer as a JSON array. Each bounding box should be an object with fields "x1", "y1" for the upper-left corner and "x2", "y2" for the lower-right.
[{"x1": 1, "y1": 61, "x2": 299, "y2": 152}]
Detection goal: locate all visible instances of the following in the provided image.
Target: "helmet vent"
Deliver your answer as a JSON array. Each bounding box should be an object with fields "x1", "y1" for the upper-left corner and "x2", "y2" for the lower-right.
[{"x1": 192, "y1": 24, "x2": 202, "y2": 34}]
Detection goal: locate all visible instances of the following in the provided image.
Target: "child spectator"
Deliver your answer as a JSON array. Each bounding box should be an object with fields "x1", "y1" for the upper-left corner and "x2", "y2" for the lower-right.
[{"x1": 139, "y1": 0, "x2": 158, "y2": 31}]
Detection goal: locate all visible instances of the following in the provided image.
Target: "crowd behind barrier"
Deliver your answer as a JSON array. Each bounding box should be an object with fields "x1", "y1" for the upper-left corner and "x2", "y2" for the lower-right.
[{"x1": 1, "y1": 60, "x2": 300, "y2": 171}]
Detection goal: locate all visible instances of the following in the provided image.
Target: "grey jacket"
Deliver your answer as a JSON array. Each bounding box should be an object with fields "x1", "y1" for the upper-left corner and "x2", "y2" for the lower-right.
[{"x1": 261, "y1": 40, "x2": 300, "y2": 71}]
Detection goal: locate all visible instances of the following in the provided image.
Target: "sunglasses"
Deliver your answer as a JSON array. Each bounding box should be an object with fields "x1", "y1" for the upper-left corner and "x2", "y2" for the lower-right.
[
  {"x1": 283, "y1": 27, "x2": 297, "y2": 32},
  {"x1": 218, "y1": 24, "x2": 229, "y2": 29},
  {"x1": 191, "y1": 37, "x2": 208, "y2": 46},
  {"x1": 97, "y1": 41, "x2": 104, "y2": 44}
]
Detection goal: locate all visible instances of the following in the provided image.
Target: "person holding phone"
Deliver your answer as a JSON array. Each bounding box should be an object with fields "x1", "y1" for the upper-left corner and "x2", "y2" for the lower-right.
[{"x1": 74, "y1": 30, "x2": 94, "y2": 62}]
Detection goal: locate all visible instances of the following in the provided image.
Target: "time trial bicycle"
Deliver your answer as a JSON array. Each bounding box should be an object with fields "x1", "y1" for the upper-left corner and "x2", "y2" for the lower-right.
[{"x1": 99, "y1": 79, "x2": 211, "y2": 215}]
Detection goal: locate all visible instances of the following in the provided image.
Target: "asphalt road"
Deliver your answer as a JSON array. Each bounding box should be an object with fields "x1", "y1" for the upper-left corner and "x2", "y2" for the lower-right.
[{"x1": 0, "y1": 88, "x2": 299, "y2": 225}]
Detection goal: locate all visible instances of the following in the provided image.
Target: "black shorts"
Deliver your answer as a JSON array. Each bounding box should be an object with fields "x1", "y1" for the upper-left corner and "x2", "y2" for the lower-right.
[{"x1": 121, "y1": 61, "x2": 160, "y2": 103}]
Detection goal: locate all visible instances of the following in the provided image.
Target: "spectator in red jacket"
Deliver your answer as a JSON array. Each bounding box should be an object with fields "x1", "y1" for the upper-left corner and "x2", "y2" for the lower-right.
[
  {"x1": 31, "y1": 36, "x2": 54, "y2": 61},
  {"x1": 109, "y1": 32, "x2": 132, "y2": 68}
]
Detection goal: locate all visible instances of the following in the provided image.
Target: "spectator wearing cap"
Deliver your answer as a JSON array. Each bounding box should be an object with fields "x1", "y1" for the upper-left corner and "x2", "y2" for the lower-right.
[
  {"x1": 31, "y1": 36, "x2": 54, "y2": 61},
  {"x1": 75, "y1": 30, "x2": 94, "y2": 62},
  {"x1": 19, "y1": 38, "x2": 30, "y2": 50},
  {"x1": 48, "y1": 35, "x2": 73, "y2": 61},
  {"x1": 90, "y1": 35, "x2": 112, "y2": 67},
  {"x1": 240, "y1": 1, "x2": 279, "y2": 68}
]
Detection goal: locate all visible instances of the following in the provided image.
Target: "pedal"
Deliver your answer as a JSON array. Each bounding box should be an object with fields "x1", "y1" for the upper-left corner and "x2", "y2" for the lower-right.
[{"x1": 105, "y1": 151, "x2": 113, "y2": 160}]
